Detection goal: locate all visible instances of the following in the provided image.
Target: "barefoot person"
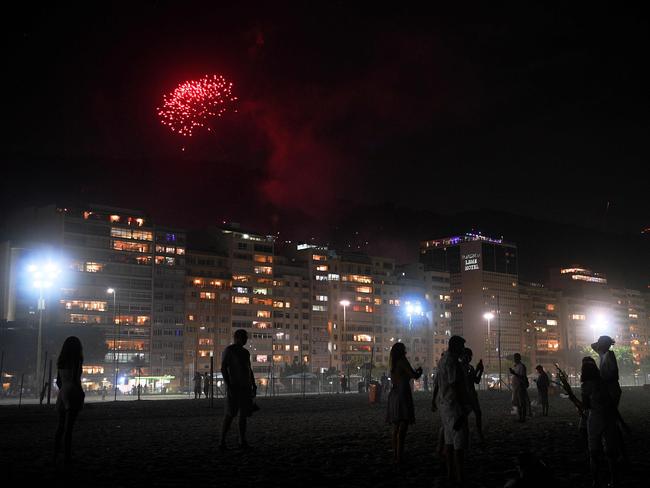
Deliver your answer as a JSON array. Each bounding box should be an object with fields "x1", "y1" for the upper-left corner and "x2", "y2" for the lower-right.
[
  {"x1": 54, "y1": 336, "x2": 85, "y2": 466},
  {"x1": 461, "y1": 347, "x2": 484, "y2": 444},
  {"x1": 220, "y1": 329, "x2": 257, "y2": 449},
  {"x1": 434, "y1": 335, "x2": 471, "y2": 485},
  {"x1": 386, "y1": 342, "x2": 422, "y2": 464}
]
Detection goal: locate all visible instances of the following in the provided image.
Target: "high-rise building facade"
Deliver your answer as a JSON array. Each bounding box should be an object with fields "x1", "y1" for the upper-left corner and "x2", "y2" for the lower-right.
[{"x1": 420, "y1": 233, "x2": 519, "y2": 373}]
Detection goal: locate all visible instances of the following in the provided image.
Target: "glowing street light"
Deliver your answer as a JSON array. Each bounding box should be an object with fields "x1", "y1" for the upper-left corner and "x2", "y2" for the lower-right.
[
  {"x1": 404, "y1": 300, "x2": 424, "y2": 329},
  {"x1": 107, "y1": 288, "x2": 118, "y2": 401},
  {"x1": 483, "y1": 312, "x2": 494, "y2": 388},
  {"x1": 590, "y1": 313, "x2": 610, "y2": 336},
  {"x1": 28, "y1": 261, "x2": 61, "y2": 392}
]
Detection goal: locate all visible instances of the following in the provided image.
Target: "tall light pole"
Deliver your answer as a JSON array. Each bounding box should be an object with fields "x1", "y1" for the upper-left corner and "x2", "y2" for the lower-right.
[
  {"x1": 339, "y1": 300, "x2": 350, "y2": 390},
  {"x1": 107, "y1": 288, "x2": 118, "y2": 401},
  {"x1": 28, "y1": 262, "x2": 60, "y2": 393},
  {"x1": 483, "y1": 312, "x2": 494, "y2": 389}
]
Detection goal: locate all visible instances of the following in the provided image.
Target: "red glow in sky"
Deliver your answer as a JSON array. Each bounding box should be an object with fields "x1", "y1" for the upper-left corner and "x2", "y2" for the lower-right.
[{"x1": 157, "y1": 74, "x2": 237, "y2": 137}]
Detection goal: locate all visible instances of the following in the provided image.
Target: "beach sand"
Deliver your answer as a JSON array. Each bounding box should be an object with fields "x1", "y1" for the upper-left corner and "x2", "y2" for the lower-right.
[{"x1": 1, "y1": 387, "x2": 648, "y2": 487}]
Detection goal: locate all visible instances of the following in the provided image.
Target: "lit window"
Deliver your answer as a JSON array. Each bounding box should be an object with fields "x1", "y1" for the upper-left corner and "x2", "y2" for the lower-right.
[
  {"x1": 352, "y1": 305, "x2": 373, "y2": 313},
  {"x1": 188, "y1": 315, "x2": 195, "y2": 321},
  {"x1": 571, "y1": 314, "x2": 586, "y2": 321},
  {"x1": 200, "y1": 292, "x2": 216, "y2": 300},
  {"x1": 316, "y1": 295, "x2": 328, "y2": 301},
  {"x1": 293, "y1": 345, "x2": 299, "y2": 352},
  {"x1": 234, "y1": 287, "x2": 249, "y2": 294},
  {"x1": 273, "y1": 301, "x2": 284, "y2": 308},
  {"x1": 312, "y1": 305, "x2": 327, "y2": 312},
  {"x1": 254, "y1": 266, "x2": 272, "y2": 275},
  {"x1": 316, "y1": 265, "x2": 328, "y2": 272},
  {"x1": 253, "y1": 288, "x2": 268, "y2": 295},
  {"x1": 233, "y1": 296, "x2": 250, "y2": 304},
  {"x1": 347, "y1": 275, "x2": 372, "y2": 284},
  {"x1": 327, "y1": 273, "x2": 340, "y2": 281},
  {"x1": 113, "y1": 240, "x2": 150, "y2": 253},
  {"x1": 546, "y1": 319, "x2": 557, "y2": 326},
  {"x1": 110, "y1": 215, "x2": 120, "y2": 223},
  {"x1": 85, "y1": 262, "x2": 103, "y2": 273},
  {"x1": 63, "y1": 300, "x2": 107, "y2": 311},
  {"x1": 312, "y1": 255, "x2": 326, "y2": 261},
  {"x1": 132, "y1": 230, "x2": 153, "y2": 241},
  {"x1": 257, "y1": 310, "x2": 271, "y2": 318},
  {"x1": 256, "y1": 355, "x2": 268, "y2": 363},
  {"x1": 254, "y1": 255, "x2": 273, "y2": 264},
  {"x1": 356, "y1": 286, "x2": 372, "y2": 293},
  {"x1": 315, "y1": 275, "x2": 327, "y2": 281},
  {"x1": 546, "y1": 304, "x2": 555, "y2": 311}
]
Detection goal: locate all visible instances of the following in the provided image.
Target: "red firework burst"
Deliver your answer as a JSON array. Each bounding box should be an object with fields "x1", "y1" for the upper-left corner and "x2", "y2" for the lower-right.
[{"x1": 157, "y1": 75, "x2": 237, "y2": 137}]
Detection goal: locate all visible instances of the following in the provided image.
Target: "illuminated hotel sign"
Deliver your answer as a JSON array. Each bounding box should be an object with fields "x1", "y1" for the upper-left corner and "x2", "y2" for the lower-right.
[{"x1": 463, "y1": 253, "x2": 480, "y2": 271}]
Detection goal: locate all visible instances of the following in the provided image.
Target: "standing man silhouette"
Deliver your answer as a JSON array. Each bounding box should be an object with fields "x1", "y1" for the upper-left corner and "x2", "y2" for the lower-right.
[{"x1": 220, "y1": 329, "x2": 256, "y2": 449}]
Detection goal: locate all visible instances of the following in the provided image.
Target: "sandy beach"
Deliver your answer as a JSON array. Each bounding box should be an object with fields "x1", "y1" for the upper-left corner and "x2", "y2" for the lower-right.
[{"x1": 1, "y1": 387, "x2": 648, "y2": 487}]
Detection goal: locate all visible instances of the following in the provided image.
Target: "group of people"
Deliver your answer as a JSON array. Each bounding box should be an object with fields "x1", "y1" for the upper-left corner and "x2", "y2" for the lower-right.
[
  {"x1": 51, "y1": 329, "x2": 625, "y2": 486},
  {"x1": 193, "y1": 371, "x2": 214, "y2": 399},
  {"x1": 383, "y1": 333, "x2": 625, "y2": 487}
]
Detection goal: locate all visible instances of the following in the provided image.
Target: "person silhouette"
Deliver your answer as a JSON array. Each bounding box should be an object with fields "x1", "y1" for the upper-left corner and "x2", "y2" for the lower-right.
[
  {"x1": 220, "y1": 329, "x2": 257, "y2": 449},
  {"x1": 203, "y1": 373, "x2": 210, "y2": 399},
  {"x1": 380, "y1": 372, "x2": 389, "y2": 396},
  {"x1": 509, "y1": 353, "x2": 529, "y2": 423},
  {"x1": 534, "y1": 365, "x2": 550, "y2": 416},
  {"x1": 54, "y1": 336, "x2": 85, "y2": 466},
  {"x1": 461, "y1": 348, "x2": 484, "y2": 444},
  {"x1": 194, "y1": 371, "x2": 202, "y2": 399},
  {"x1": 581, "y1": 356, "x2": 619, "y2": 487},
  {"x1": 433, "y1": 336, "x2": 471, "y2": 484},
  {"x1": 386, "y1": 342, "x2": 423, "y2": 465}
]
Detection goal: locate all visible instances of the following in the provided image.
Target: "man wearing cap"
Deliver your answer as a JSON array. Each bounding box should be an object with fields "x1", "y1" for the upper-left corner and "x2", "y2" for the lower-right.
[{"x1": 591, "y1": 335, "x2": 621, "y2": 407}]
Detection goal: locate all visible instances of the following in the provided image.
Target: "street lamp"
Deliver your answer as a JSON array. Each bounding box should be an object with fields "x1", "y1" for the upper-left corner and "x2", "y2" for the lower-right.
[
  {"x1": 28, "y1": 261, "x2": 61, "y2": 392},
  {"x1": 107, "y1": 288, "x2": 118, "y2": 401},
  {"x1": 339, "y1": 300, "x2": 350, "y2": 391},
  {"x1": 403, "y1": 300, "x2": 424, "y2": 369},
  {"x1": 483, "y1": 312, "x2": 494, "y2": 389}
]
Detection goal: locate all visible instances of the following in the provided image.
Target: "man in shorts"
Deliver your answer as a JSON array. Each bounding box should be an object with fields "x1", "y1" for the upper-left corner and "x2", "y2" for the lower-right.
[
  {"x1": 434, "y1": 335, "x2": 472, "y2": 485},
  {"x1": 219, "y1": 329, "x2": 257, "y2": 449}
]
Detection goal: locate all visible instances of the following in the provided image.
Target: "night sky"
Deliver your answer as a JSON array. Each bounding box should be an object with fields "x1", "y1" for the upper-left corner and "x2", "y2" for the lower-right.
[{"x1": 2, "y1": 3, "x2": 648, "y2": 287}]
